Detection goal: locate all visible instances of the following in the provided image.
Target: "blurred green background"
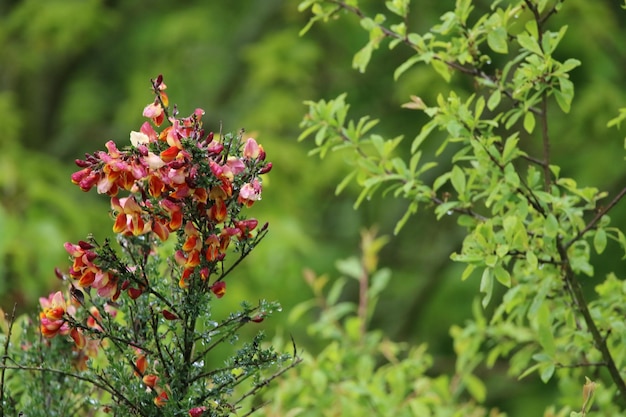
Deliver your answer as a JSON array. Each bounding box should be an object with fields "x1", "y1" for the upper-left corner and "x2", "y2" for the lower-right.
[{"x1": 0, "y1": 0, "x2": 624, "y2": 414}]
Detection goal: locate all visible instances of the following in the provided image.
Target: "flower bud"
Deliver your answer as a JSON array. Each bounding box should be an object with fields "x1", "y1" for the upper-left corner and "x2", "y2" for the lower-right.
[
  {"x1": 251, "y1": 315, "x2": 265, "y2": 323},
  {"x1": 54, "y1": 267, "x2": 65, "y2": 280},
  {"x1": 162, "y1": 309, "x2": 179, "y2": 320},
  {"x1": 258, "y1": 162, "x2": 272, "y2": 174},
  {"x1": 78, "y1": 240, "x2": 94, "y2": 250},
  {"x1": 75, "y1": 159, "x2": 91, "y2": 168}
]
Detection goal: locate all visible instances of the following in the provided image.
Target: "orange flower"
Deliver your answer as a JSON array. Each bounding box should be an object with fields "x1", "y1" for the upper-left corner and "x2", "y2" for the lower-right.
[
  {"x1": 208, "y1": 198, "x2": 227, "y2": 223},
  {"x1": 182, "y1": 222, "x2": 201, "y2": 252},
  {"x1": 160, "y1": 199, "x2": 183, "y2": 231},
  {"x1": 111, "y1": 196, "x2": 150, "y2": 236},
  {"x1": 134, "y1": 353, "x2": 147, "y2": 376},
  {"x1": 70, "y1": 328, "x2": 86, "y2": 349},
  {"x1": 154, "y1": 390, "x2": 169, "y2": 407},
  {"x1": 142, "y1": 374, "x2": 159, "y2": 388}
]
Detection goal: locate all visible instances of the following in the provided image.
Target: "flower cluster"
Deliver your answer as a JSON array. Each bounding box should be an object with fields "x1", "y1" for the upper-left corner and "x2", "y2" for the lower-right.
[
  {"x1": 37, "y1": 75, "x2": 275, "y2": 414},
  {"x1": 67, "y1": 74, "x2": 271, "y2": 291}
]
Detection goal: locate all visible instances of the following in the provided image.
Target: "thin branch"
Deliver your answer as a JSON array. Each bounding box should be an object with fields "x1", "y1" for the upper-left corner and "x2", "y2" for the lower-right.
[
  {"x1": 328, "y1": 0, "x2": 542, "y2": 114},
  {"x1": 233, "y1": 356, "x2": 303, "y2": 408},
  {"x1": 217, "y1": 230, "x2": 268, "y2": 281},
  {"x1": 564, "y1": 187, "x2": 626, "y2": 250},
  {"x1": 556, "y1": 361, "x2": 607, "y2": 369},
  {"x1": 540, "y1": 95, "x2": 552, "y2": 191},
  {"x1": 0, "y1": 305, "x2": 16, "y2": 417},
  {"x1": 150, "y1": 311, "x2": 173, "y2": 379},
  {"x1": 557, "y1": 239, "x2": 626, "y2": 403}
]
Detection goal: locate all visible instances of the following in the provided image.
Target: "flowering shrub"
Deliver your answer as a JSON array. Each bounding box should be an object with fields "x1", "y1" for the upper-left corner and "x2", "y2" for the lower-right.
[{"x1": 0, "y1": 75, "x2": 295, "y2": 416}]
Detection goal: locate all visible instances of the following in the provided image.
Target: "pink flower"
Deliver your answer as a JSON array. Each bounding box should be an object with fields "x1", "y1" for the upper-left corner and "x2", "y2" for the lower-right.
[
  {"x1": 243, "y1": 138, "x2": 261, "y2": 159},
  {"x1": 143, "y1": 101, "x2": 165, "y2": 126},
  {"x1": 188, "y1": 407, "x2": 208, "y2": 417},
  {"x1": 39, "y1": 291, "x2": 69, "y2": 338},
  {"x1": 238, "y1": 178, "x2": 262, "y2": 207}
]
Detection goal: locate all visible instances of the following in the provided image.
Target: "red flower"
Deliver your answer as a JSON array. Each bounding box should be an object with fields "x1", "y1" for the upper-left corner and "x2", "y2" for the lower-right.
[
  {"x1": 162, "y1": 309, "x2": 179, "y2": 320},
  {"x1": 210, "y1": 281, "x2": 226, "y2": 298},
  {"x1": 128, "y1": 287, "x2": 143, "y2": 300}
]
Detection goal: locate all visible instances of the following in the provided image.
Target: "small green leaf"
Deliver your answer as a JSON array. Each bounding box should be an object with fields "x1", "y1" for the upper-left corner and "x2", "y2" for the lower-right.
[
  {"x1": 487, "y1": 89, "x2": 501, "y2": 111},
  {"x1": 501, "y1": 134, "x2": 519, "y2": 164},
  {"x1": 463, "y1": 373, "x2": 487, "y2": 402},
  {"x1": 494, "y1": 265, "x2": 511, "y2": 287},
  {"x1": 360, "y1": 17, "x2": 376, "y2": 31},
  {"x1": 411, "y1": 120, "x2": 437, "y2": 153},
  {"x1": 288, "y1": 299, "x2": 317, "y2": 323},
  {"x1": 526, "y1": 251, "x2": 538, "y2": 269},
  {"x1": 394, "y1": 201, "x2": 418, "y2": 235},
  {"x1": 518, "y1": 363, "x2": 541, "y2": 380},
  {"x1": 369, "y1": 269, "x2": 391, "y2": 298},
  {"x1": 335, "y1": 171, "x2": 357, "y2": 195},
  {"x1": 517, "y1": 32, "x2": 543, "y2": 56},
  {"x1": 487, "y1": 26, "x2": 508, "y2": 54},
  {"x1": 450, "y1": 165, "x2": 466, "y2": 196},
  {"x1": 540, "y1": 362, "x2": 555, "y2": 383},
  {"x1": 432, "y1": 59, "x2": 452, "y2": 82},
  {"x1": 560, "y1": 58, "x2": 581, "y2": 73},
  {"x1": 555, "y1": 77, "x2": 575, "y2": 113},
  {"x1": 544, "y1": 214, "x2": 559, "y2": 238},
  {"x1": 326, "y1": 277, "x2": 348, "y2": 306},
  {"x1": 485, "y1": 254, "x2": 497, "y2": 268},
  {"x1": 353, "y1": 43, "x2": 373, "y2": 73},
  {"x1": 433, "y1": 172, "x2": 451, "y2": 192},
  {"x1": 594, "y1": 229, "x2": 607, "y2": 254},
  {"x1": 386, "y1": 0, "x2": 409, "y2": 17},
  {"x1": 336, "y1": 257, "x2": 363, "y2": 280},
  {"x1": 394, "y1": 55, "x2": 422, "y2": 80},
  {"x1": 536, "y1": 304, "x2": 556, "y2": 357},
  {"x1": 523, "y1": 112, "x2": 535, "y2": 133},
  {"x1": 461, "y1": 264, "x2": 476, "y2": 281},
  {"x1": 480, "y1": 268, "x2": 494, "y2": 308}
]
